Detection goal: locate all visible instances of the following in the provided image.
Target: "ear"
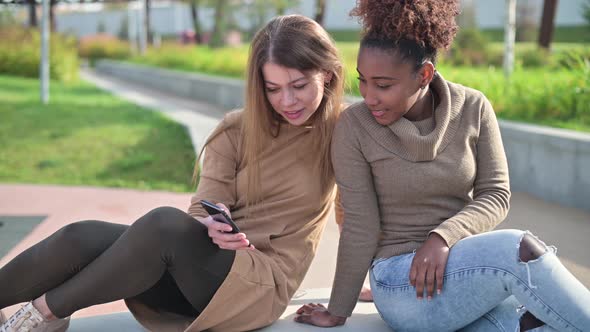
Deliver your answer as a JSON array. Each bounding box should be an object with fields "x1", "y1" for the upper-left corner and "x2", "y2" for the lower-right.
[
  {"x1": 418, "y1": 62, "x2": 435, "y2": 88},
  {"x1": 324, "y1": 70, "x2": 334, "y2": 84}
]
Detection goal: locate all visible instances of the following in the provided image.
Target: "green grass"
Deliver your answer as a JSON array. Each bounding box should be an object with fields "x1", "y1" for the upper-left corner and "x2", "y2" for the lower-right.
[
  {"x1": 481, "y1": 25, "x2": 590, "y2": 43},
  {"x1": 329, "y1": 26, "x2": 590, "y2": 43},
  {"x1": 126, "y1": 42, "x2": 590, "y2": 132},
  {"x1": 0, "y1": 75, "x2": 197, "y2": 192}
]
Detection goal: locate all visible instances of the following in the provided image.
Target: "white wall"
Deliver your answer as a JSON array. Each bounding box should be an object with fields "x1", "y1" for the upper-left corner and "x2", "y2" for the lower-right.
[{"x1": 54, "y1": 0, "x2": 588, "y2": 38}]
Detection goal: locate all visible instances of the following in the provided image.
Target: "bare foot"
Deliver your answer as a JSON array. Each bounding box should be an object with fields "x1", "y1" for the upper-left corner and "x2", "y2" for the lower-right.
[{"x1": 359, "y1": 285, "x2": 373, "y2": 302}]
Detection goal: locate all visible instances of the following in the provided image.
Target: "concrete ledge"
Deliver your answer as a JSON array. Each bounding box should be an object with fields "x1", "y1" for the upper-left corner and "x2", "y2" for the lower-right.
[
  {"x1": 69, "y1": 289, "x2": 389, "y2": 332},
  {"x1": 95, "y1": 60, "x2": 245, "y2": 111},
  {"x1": 94, "y1": 60, "x2": 590, "y2": 212},
  {"x1": 69, "y1": 312, "x2": 146, "y2": 331},
  {"x1": 500, "y1": 120, "x2": 590, "y2": 211}
]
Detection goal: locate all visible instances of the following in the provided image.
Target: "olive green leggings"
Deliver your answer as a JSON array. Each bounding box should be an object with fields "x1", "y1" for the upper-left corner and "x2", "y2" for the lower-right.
[{"x1": 0, "y1": 206, "x2": 235, "y2": 319}]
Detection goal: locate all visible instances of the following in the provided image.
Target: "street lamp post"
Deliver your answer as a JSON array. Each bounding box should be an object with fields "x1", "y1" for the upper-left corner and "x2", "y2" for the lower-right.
[{"x1": 40, "y1": 0, "x2": 50, "y2": 104}]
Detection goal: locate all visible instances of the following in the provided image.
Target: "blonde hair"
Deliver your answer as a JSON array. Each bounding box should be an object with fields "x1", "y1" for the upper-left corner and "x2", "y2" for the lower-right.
[{"x1": 195, "y1": 15, "x2": 344, "y2": 206}]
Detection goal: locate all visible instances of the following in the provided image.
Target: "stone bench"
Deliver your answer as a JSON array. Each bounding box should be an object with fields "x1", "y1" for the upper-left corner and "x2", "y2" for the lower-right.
[{"x1": 69, "y1": 288, "x2": 390, "y2": 331}]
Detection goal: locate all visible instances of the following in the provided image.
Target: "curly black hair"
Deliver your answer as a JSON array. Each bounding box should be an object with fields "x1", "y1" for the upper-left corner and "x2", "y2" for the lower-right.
[{"x1": 351, "y1": 0, "x2": 460, "y2": 69}]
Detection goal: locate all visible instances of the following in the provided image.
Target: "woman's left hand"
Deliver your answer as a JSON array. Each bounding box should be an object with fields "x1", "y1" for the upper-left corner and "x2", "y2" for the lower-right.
[
  {"x1": 409, "y1": 233, "x2": 450, "y2": 300},
  {"x1": 294, "y1": 303, "x2": 346, "y2": 327}
]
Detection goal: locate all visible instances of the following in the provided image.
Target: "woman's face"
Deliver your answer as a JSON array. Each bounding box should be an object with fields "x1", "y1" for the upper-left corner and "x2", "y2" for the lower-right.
[
  {"x1": 357, "y1": 47, "x2": 424, "y2": 126},
  {"x1": 262, "y1": 62, "x2": 330, "y2": 126}
]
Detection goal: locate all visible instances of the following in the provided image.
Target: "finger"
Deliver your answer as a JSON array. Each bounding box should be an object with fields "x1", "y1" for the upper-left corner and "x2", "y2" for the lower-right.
[
  {"x1": 436, "y1": 265, "x2": 444, "y2": 295},
  {"x1": 426, "y1": 263, "x2": 436, "y2": 300},
  {"x1": 208, "y1": 220, "x2": 234, "y2": 233},
  {"x1": 209, "y1": 229, "x2": 245, "y2": 242},
  {"x1": 415, "y1": 261, "x2": 427, "y2": 299},
  {"x1": 409, "y1": 258, "x2": 418, "y2": 287},
  {"x1": 295, "y1": 303, "x2": 314, "y2": 314},
  {"x1": 294, "y1": 314, "x2": 312, "y2": 325}
]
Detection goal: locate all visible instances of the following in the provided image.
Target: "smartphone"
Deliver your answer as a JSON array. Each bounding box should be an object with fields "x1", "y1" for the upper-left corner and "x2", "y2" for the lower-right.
[{"x1": 200, "y1": 199, "x2": 241, "y2": 234}]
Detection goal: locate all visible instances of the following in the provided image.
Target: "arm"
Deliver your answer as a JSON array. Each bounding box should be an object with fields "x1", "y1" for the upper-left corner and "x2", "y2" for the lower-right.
[
  {"x1": 187, "y1": 119, "x2": 252, "y2": 250},
  {"x1": 296, "y1": 113, "x2": 381, "y2": 326},
  {"x1": 409, "y1": 95, "x2": 510, "y2": 299},
  {"x1": 430, "y1": 95, "x2": 511, "y2": 248},
  {"x1": 328, "y1": 114, "x2": 381, "y2": 317}
]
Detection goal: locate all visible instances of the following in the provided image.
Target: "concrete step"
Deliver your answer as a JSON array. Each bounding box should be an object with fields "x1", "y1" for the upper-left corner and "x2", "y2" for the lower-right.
[{"x1": 69, "y1": 288, "x2": 390, "y2": 332}]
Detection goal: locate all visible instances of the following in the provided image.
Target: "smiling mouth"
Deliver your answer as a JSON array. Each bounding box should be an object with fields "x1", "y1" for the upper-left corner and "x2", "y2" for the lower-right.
[{"x1": 371, "y1": 110, "x2": 386, "y2": 118}]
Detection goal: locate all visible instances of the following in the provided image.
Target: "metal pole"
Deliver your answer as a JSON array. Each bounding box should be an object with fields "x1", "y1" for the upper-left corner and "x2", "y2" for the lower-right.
[
  {"x1": 138, "y1": 0, "x2": 147, "y2": 54},
  {"x1": 40, "y1": 0, "x2": 50, "y2": 104},
  {"x1": 503, "y1": 0, "x2": 516, "y2": 79}
]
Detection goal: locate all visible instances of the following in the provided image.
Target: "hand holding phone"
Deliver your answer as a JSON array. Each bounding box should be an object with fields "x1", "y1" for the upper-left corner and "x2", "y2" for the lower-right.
[
  {"x1": 200, "y1": 199, "x2": 241, "y2": 233},
  {"x1": 199, "y1": 200, "x2": 253, "y2": 250}
]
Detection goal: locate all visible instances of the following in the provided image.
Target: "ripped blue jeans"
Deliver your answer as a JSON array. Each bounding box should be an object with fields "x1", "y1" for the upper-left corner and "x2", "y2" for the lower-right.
[{"x1": 369, "y1": 229, "x2": 590, "y2": 332}]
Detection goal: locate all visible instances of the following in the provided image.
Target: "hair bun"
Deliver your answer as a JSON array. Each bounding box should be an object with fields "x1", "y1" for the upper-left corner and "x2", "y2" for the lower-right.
[{"x1": 350, "y1": 0, "x2": 460, "y2": 50}]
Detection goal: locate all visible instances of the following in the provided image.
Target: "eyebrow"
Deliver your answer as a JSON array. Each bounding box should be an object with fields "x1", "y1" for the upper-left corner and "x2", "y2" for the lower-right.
[
  {"x1": 356, "y1": 68, "x2": 398, "y2": 81},
  {"x1": 264, "y1": 77, "x2": 308, "y2": 86}
]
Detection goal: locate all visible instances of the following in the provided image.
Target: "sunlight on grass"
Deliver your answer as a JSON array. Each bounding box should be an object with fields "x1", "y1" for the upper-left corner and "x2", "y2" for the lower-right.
[{"x1": 0, "y1": 75, "x2": 197, "y2": 192}]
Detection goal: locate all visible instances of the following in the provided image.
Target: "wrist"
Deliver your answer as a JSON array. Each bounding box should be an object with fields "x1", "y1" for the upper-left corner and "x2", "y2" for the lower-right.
[
  {"x1": 329, "y1": 313, "x2": 347, "y2": 325},
  {"x1": 428, "y1": 232, "x2": 449, "y2": 247}
]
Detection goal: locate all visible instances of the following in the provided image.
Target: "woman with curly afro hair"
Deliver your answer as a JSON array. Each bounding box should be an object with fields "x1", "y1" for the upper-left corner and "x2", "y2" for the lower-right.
[{"x1": 295, "y1": 1, "x2": 590, "y2": 331}]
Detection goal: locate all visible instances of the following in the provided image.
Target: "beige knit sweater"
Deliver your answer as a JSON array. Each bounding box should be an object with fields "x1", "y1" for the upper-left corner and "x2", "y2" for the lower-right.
[
  {"x1": 328, "y1": 73, "x2": 511, "y2": 317},
  {"x1": 126, "y1": 111, "x2": 337, "y2": 332}
]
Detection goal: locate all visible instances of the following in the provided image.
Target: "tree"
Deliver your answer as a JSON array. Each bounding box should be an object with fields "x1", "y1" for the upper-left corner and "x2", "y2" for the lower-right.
[
  {"x1": 274, "y1": 0, "x2": 299, "y2": 15},
  {"x1": 209, "y1": 0, "x2": 228, "y2": 47},
  {"x1": 145, "y1": 0, "x2": 152, "y2": 43},
  {"x1": 457, "y1": 0, "x2": 477, "y2": 29},
  {"x1": 314, "y1": 0, "x2": 326, "y2": 26},
  {"x1": 189, "y1": 0, "x2": 203, "y2": 43},
  {"x1": 515, "y1": 0, "x2": 538, "y2": 42},
  {"x1": 583, "y1": 0, "x2": 590, "y2": 29},
  {"x1": 538, "y1": 0, "x2": 558, "y2": 49},
  {"x1": 28, "y1": 0, "x2": 37, "y2": 27}
]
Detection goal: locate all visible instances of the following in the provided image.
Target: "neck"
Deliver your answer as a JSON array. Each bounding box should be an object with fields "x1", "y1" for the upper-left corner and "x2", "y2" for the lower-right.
[{"x1": 405, "y1": 88, "x2": 434, "y2": 122}]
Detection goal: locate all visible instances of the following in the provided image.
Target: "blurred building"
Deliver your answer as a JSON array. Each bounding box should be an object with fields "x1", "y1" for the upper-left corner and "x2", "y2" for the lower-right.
[{"x1": 9, "y1": 0, "x2": 588, "y2": 38}]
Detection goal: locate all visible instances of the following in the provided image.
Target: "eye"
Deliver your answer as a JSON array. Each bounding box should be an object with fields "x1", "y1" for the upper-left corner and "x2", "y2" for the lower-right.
[
  {"x1": 357, "y1": 77, "x2": 366, "y2": 84},
  {"x1": 265, "y1": 87, "x2": 279, "y2": 93},
  {"x1": 377, "y1": 84, "x2": 391, "y2": 89},
  {"x1": 293, "y1": 83, "x2": 308, "y2": 90}
]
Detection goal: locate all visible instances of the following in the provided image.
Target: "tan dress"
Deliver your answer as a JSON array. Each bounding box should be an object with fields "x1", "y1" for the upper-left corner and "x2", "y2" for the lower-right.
[{"x1": 126, "y1": 111, "x2": 337, "y2": 331}]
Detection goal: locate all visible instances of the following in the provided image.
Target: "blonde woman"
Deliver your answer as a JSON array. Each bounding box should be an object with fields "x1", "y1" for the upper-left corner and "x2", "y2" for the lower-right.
[{"x1": 1, "y1": 14, "x2": 344, "y2": 332}]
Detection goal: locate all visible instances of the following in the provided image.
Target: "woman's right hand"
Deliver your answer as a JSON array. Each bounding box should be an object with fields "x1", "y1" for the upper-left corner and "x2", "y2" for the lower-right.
[{"x1": 197, "y1": 203, "x2": 255, "y2": 251}]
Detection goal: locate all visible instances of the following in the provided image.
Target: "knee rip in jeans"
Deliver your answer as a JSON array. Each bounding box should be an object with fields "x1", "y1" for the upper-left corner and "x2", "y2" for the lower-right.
[
  {"x1": 516, "y1": 231, "x2": 557, "y2": 289},
  {"x1": 517, "y1": 306, "x2": 546, "y2": 332}
]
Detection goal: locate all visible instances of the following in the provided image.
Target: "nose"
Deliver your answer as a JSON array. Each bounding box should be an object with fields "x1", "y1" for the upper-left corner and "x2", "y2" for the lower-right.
[
  {"x1": 280, "y1": 88, "x2": 297, "y2": 107},
  {"x1": 363, "y1": 87, "x2": 379, "y2": 107}
]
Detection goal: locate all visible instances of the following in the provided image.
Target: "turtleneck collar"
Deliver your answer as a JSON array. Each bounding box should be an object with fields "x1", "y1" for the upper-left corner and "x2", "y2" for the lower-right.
[{"x1": 350, "y1": 72, "x2": 465, "y2": 162}]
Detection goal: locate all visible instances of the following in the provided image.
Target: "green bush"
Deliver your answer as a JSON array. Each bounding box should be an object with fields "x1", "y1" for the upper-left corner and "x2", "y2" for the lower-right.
[
  {"x1": 78, "y1": 34, "x2": 131, "y2": 65},
  {"x1": 447, "y1": 29, "x2": 491, "y2": 66},
  {"x1": 0, "y1": 27, "x2": 79, "y2": 82}
]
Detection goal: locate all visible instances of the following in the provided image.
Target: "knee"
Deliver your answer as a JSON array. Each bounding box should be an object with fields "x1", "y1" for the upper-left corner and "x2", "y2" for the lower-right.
[
  {"x1": 54, "y1": 220, "x2": 102, "y2": 255},
  {"x1": 518, "y1": 233, "x2": 547, "y2": 263},
  {"x1": 141, "y1": 206, "x2": 203, "y2": 239}
]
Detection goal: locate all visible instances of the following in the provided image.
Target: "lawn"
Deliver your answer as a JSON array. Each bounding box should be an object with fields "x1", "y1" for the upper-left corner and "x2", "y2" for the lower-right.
[
  {"x1": 127, "y1": 42, "x2": 590, "y2": 132},
  {"x1": 0, "y1": 75, "x2": 196, "y2": 192}
]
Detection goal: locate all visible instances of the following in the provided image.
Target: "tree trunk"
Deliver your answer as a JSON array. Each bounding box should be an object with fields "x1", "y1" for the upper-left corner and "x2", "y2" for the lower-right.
[
  {"x1": 209, "y1": 0, "x2": 227, "y2": 48},
  {"x1": 190, "y1": 0, "x2": 202, "y2": 43},
  {"x1": 49, "y1": 0, "x2": 56, "y2": 31},
  {"x1": 503, "y1": 0, "x2": 516, "y2": 79},
  {"x1": 314, "y1": 0, "x2": 326, "y2": 26},
  {"x1": 28, "y1": 0, "x2": 37, "y2": 27},
  {"x1": 538, "y1": 0, "x2": 558, "y2": 49},
  {"x1": 145, "y1": 0, "x2": 152, "y2": 44}
]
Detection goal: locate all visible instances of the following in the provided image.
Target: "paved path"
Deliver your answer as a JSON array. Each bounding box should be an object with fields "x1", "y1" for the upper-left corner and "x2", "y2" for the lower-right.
[{"x1": 1, "y1": 69, "x2": 588, "y2": 329}]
